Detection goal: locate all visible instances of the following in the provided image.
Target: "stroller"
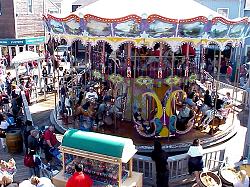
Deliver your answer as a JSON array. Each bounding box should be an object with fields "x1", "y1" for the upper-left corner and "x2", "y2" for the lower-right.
[
  {"x1": 49, "y1": 147, "x2": 63, "y2": 167},
  {"x1": 40, "y1": 162, "x2": 60, "y2": 179}
]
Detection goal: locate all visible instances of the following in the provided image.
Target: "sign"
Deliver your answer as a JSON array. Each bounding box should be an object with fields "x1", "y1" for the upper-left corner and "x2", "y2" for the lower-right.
[
  {"x1": 0, "y1": 39, "x2": 25, "y2": 46},
  {"x1": 0, "y1": 37, "x2": 45, "y2": 46},
  {"x1": 25, "y1": 36, "x2": 45, "y2": 45}
]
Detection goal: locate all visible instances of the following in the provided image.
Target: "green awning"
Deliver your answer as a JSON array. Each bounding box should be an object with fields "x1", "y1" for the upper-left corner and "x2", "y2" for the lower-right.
[{"x1": 62, "y1": 129, "x2": 137, "y2": 163}]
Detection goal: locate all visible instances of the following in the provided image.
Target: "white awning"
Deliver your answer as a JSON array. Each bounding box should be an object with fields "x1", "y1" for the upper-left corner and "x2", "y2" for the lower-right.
[{"x1": 12, "y1": 51, "x2": 44, "y2": 64}]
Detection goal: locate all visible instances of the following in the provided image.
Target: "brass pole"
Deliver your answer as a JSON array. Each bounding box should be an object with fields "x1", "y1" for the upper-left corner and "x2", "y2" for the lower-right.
[{"x1": 212, "y1": 49, "x2": 221, "y2": 134}]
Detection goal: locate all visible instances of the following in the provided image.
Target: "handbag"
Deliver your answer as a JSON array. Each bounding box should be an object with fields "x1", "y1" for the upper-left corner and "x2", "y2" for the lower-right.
[
  {"x1": 23, "y1": 154, "x2": 35, "y2": 168},
  {"x1": 0, "y1": 129, "x2": 6, "y2": 138}
]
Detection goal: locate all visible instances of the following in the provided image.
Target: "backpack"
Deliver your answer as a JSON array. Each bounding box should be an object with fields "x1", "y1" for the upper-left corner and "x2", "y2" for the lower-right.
[{"x1": 24, "y1": 154, "x2": 35, "y2": 168}]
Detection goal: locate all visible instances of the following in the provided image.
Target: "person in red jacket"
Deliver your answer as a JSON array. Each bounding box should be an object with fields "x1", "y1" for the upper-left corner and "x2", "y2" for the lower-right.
[{"x1": 66, "y1": 163, "x2": 93, "y2": 187}]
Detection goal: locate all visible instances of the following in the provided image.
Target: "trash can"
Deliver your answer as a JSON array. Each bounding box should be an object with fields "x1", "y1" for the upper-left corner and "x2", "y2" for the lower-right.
[{"x1": 6, "y1": 129, "x2": 23, "y2": 153}]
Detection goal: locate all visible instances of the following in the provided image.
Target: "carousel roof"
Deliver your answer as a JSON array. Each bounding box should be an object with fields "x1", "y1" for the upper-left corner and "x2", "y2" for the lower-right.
[{"x1": 73, "y1": 0, "x2": 222, "y2": 19}]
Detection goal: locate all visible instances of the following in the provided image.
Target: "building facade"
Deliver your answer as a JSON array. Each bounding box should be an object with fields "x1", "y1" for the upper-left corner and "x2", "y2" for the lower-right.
[{"x1": 0, "y1": 0, "x2": 62, "y2": 63}]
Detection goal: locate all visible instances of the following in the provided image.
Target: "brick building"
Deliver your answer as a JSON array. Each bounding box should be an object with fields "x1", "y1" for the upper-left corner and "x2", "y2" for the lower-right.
[{"x1": 0, "y1": 0, "x2": 62, "y2": 62}]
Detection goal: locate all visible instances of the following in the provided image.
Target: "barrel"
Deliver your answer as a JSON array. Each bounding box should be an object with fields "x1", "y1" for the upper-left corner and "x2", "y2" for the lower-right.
[
  {"x1": 6, "y1": 130, "x2": 23, "y2": 153},
  {"x1": 199, "y1": 171, "x2": 222, "y2": 187}
]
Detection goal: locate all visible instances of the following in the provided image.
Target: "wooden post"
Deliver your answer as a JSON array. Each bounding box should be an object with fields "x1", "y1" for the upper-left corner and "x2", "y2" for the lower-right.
[
  {"x1": 118, "y1": 162, "x2": 122, "y2": 187},
  {"x1": 129, "y1": 158, "x2": 133, "y2": 177},
  {"x1": 62, "y1": 152, "x2": 65, "y2": 172}
]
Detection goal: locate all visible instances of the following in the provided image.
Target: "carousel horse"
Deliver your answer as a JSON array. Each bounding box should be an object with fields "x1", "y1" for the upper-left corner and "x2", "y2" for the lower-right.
[
  {"x1": 74, "y1": 100, "x2": 97, "y2": 130},
  {"x1": 200, "y1": 106, "x2": 231, "y2": 130},
  {"x1": 175, "y1": 106, "x2": 196, "y2": 135},
  {"x1": 97, "y1": 102, "x2": 115, "y2": 127},
  {"x1": 114, "y1": 94, "x2": 127, "y2": 119}
]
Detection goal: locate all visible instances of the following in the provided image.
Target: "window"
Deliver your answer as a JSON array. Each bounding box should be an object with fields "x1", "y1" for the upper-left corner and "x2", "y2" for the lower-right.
[
  {"x1": 72, "y1": 5, "x2": 81, "y2": 12},
  {"x1": 28, "y1": 0, "x2": 33, "y2": 13},
  {"x1": 245, "y1": 0, "x2": 250, "y2": 10},
  {"x1": 217, "y1": 8, "x2": 229, "y2": 18}
]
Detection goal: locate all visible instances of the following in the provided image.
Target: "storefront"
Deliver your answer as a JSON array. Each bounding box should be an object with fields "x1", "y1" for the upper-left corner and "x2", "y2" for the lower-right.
[{"x1": 0, "y1": 36, "x2": 45, "y2": 65}]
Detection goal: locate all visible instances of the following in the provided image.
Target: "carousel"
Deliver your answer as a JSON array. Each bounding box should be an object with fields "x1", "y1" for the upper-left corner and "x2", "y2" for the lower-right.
[{"x1": 44, "y1": 0, "x2": 250, "y2": 152}]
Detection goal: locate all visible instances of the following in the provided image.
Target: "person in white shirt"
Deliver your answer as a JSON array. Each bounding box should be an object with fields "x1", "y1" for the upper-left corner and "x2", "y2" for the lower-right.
[
  {"x1": 65, "y1": 95, "x2": 72, "y2": 116},
  {"x1": 85, "y1": 87, "x2": 98, "y2": 101},
  {"x1": 0, "y1": 114, "x2": 9, "y2": 150},
  {"x1": 187, "y1": 139, "x2": 204, "y2": 186},
  {"x1": 222, "y1": 92, "x2": 233, "y2": 106},
  {"x1": 19, "y1": 176, "x2": 54, "y2": 187}
]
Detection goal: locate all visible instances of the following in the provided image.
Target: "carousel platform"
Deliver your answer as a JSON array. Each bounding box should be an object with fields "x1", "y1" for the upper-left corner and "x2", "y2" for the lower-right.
[{"x1": 51, "y1": 108, "x2": 238, "y2": 153}]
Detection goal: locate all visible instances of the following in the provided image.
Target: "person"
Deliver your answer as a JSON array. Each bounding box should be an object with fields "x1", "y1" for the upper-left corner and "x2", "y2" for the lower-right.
[
  {"x1": 85, "y1": 87, "x2": 98, "y2": 101},
  {"x1": 27, "y1": 130, "x2": 41, "y2": 178},
  {"x1": 19, "y1": 176, "x2": 54, "y2": 187},
  {"x1": 226, "y1": 63, "x2": 233, "y2": 82},
  {"x1": 176, "y1": 103, "x2": 192, "y2": 131},
  {"x1": 203, "y1": 90, "x2": 213, "y2": 108},
  {"x1": 5, "y1": 72, "x2": 12, "y2": 96},
  {"x1": 0, "y1": 114, "x2": 9, "y2": 150},
  {"x1": 42, "y1": 66, "x2": 48, "y2": 86},
  {"x1": 47, "y1": 57, "x2": 53, "y2": 75},
  {"x1": 65, "y1": 94, "x2": 72, "y2": 116},
  {"x1": 215, "y1": 95, "x2": 224, "y2": 110},
  {"x1": 134, "y1": 108, "x2": 150, "y2": 133},
  {"x1": 70, "y1": 53, "x2": 75, "y2": 67},
  {"x1": 185, "y1": 92, "x2": 196, "y2": 108},
  {"x1": 187, "y1": 139, "x2": 204, "y2": 186},
  {"x1": 0, "y1": 174, "x2": 17, "y2": 187},
  {"x1": 43, "y1": 125, "x2": 59, "y2": 163},
  {"x1": 151, "y1": 141, "x2": 169, "y2": 187},
  {"x1": 222, "y1": 92, "x2": 233, "y2": 106},
  {"x1": 66, "y1": 163, "x2": 93, "y2": 187},
  {"x1": 23, "y1": 120, "x2": 35, "y2": 154},
  {"x1": 32, "y1": 66, "x2": 39, "y2": 86}
]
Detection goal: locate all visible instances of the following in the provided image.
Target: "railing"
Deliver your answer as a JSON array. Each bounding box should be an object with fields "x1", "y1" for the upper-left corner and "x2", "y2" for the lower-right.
[
  {"x1": 202, "y1": 71, "x2": 248, "y2": 105},
  {"x1": 133, "y1": 148, "x2": 225, "y2": 186}
]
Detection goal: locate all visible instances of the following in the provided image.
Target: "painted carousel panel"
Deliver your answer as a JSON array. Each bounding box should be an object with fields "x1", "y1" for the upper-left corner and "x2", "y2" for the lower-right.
[
  {"x1": 178, "y1": 22, "x2": 206, "y2": 38},
  {"x1": 63, "y1": 19, "x2": 82, "y2": 35},
  {"x1": 49, "y1": 19, "x2": 65, "y2": 34},
  {"x1": 147, "y1": 20, "x2": 177, "y2": 38},
  {"x1": 86, "y1": 20, "x2": 111, "y2": 37},
  {"x1": 114, "y1": 20, "x2": 141, "y2": 37}
]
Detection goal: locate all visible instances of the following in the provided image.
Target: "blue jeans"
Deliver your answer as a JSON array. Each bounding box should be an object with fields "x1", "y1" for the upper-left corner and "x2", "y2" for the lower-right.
[{"x1": 29, "y1": 166, "x2": 40, "y2": 177}]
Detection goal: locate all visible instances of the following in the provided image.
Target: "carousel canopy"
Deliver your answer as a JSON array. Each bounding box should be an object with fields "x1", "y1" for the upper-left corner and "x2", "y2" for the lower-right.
[
  {"x1": 73, "y1": 0, "x2": 223, "y2": 19},
  {"x1": 62, "y1": 129, "x2": 137, "y2": 163},
  {"x1": 12, "y1": 51, "x2": 43, "y2": 64},
  {"x1": 44, "y1": 0, "x2": 250, "y2": 49}
]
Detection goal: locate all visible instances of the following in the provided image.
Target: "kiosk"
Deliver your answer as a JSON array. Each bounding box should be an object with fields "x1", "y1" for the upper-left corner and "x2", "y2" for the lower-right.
[{"x1": 52, "y1": 129, "x2": 143, "y2": 187}]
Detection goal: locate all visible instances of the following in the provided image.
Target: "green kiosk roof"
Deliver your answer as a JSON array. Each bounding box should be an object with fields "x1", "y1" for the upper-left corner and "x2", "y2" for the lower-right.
[{"x1": 62, "y1": 129, "x2": 137, "y2": 163}]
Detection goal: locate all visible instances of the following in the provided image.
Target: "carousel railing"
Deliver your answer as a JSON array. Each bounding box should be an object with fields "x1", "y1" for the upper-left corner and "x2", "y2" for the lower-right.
[
  {"x1": 132, "y1": 148, "x2": 225, "y2": 186},
  {"x1": 202, "y1": 71, "x2": 247, "y2": 105}
]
